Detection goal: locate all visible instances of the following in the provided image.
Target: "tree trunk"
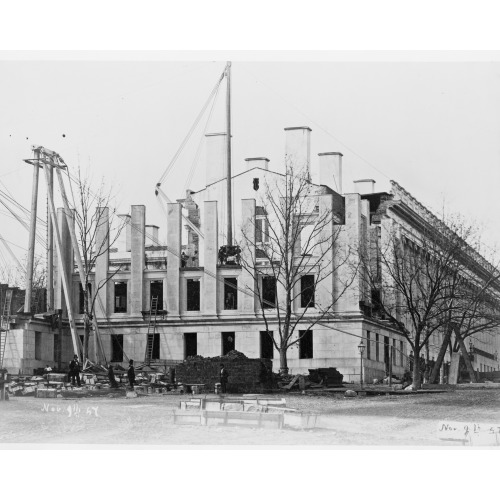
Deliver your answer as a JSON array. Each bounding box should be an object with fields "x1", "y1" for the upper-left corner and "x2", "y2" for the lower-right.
[
  {"x1": 430, "y1": 328, "x2": 452, "y2": 384},
  {"x1": 278, "y1": 346, "x2": 289, "y2": 376},
  {"x1": 83, "y1": 316, "x2": 90, "y2": 362},
  {"x1": 412, "y1": 349, "x2": 421, "y2": 390}
]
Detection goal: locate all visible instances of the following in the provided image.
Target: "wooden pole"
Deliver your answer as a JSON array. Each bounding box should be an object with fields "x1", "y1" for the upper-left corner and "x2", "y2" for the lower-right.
[
  {"x1": 24, "y1": 149, "x2": 40, "y2": 313},
  {"x1": 455, "y1": 332, "x2": 477, "y2": 383},
  {"x1": 46, "y1": 164, "x2": 54, "y2": 312},
  {"x1": 226, "y1": 61, "x2": 233, "y2": 246},
  {"x1": 55, "y1": 168, "x2": 106, "y2": 365},
  {"x1": 42, "y1": 164, "x2": 81, "y2": 358},
  {"x1": 389, "y1": 345, "x2": 393, "y2": 387},
  {"x1": 57, "y1": 309, "x2": 63, "y2": 371}
]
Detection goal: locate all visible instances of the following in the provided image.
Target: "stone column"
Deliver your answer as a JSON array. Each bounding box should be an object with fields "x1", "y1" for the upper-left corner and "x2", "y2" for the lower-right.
[
  {"x1": 315, "y1": 194, "x2": 334, "y2": 312},
  {"x1": 166, "y1": 203, "x2": 182, "y2": 319},
  {"x1": 130, "y1": 205, "x2": 145, "y2": 316},
  {"x1": 94, "y1": 207, "x2": 109, "y2": 318},
  {"x1": 54, "y1": 207, "x2": 74, "y2": 317},
  {"x1": 240, "y1": 199, "x2": 256, "y2": 314},
  {"x1": 203, "y1": 201, "x2": 218, "y2": 316},
  {"x1": 360, "y1": 199, "x2": 370, "y2": 304},
  {"x1": 335, "y1": 193, "x2": 362, "y2": 314}
]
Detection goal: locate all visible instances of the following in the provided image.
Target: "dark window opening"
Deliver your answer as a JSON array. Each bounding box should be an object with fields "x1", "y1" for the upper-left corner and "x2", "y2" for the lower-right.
[
  {"x1": 262, "y1": 276, "x2": 277, "y2": 309},
  {"x1": 184, "y1": 332, "x2": 197, "y2": 359},
  {"x1": 399, "y1": 340, "x2": 404, "y2": 366},
  {"x1": 150, "y1": 280, "x2": 163, "y2": 310},
  {"x1": 371, "y1": 289, "x2": 384, "y2": 317},
  {"x1": 114, "y1": 282, "x2": 127, "y2": 313},
  {"x1": 366, "y1": 331, "x2": 371, "y2": 360},
  {"x1": 299, "y1": 330, "x2": 313, "y2": 359},
  {"x1": 111, "y1": 334, "x2": 124, "y2": 362},
  {"x1": 224, "y1": 278, "x2": 238, "y2": 310},
  {"x1": 222, "y1": 332, "x2": 235, "y2": 355},
  {"x1": 79, "y1": 283, "x2": 92, "y2": 314},
  {"x1": 300, "y1": 275, "x2": 315, "y2": 308},
  {"x1": 260, "y1": 331, "x2": 274, "y2": 359},
  {"x1": 186, "y1": 279, "x2": 200, "y2": 311},
  {"x1": 152, "y1": 333, "x2": 160, "y2": 359},
  {"x1": 35, "y1": 331, "x2": 42, "y2": 361},
  {"x1": 375, "y1": 333, "x2": 380, "y2": 361}
]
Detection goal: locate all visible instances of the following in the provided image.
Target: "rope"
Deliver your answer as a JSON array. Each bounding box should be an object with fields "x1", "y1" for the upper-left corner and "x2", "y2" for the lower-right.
[
  {"x1": 183, "y1": 79, "x2": 222, "y2": 192},
  {"x1": 156, "y1": 69, "x2": 225, "y2": 188},
  {"x1": 0, "y1": 183, "x2": 47, "y2": 227}
]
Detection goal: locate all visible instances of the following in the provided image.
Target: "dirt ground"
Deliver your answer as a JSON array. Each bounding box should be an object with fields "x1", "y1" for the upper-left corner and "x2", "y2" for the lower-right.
[{"x1": 0, "y1": 388, "x2": 499, "y2": 446}]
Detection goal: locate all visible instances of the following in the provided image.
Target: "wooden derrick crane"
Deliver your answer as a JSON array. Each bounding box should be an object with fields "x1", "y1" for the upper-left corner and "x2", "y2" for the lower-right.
[{"x1": 23, "y1": 146, "x2": 107, "y2": 365}]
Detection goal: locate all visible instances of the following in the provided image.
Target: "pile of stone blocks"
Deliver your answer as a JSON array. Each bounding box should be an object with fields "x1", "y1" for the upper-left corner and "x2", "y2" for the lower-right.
[
  {"x1": 7, "y1": 374, "x2": 66, "y2": 397},
  {"x1": 176, "y1": 353, "x2": 273, "y2": 393}
]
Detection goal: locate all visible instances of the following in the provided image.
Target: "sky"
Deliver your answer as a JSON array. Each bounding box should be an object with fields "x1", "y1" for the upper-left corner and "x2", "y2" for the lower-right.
[{"x1": 1, "y1": 53, "x2": 500, "y2": 276}]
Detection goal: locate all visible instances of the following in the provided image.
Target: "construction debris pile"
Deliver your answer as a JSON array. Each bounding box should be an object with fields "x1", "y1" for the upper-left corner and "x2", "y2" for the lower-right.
[
  {"x1": 4, "y1": 366, "x2": 178, "y2": 399},
  {"x1": 307, "y1": 368, "x2": 343, "y2": 387},
  {"x1": 7, "y1": 373, "x2": 67, "y2": 398},
  {"x1": 277, "y1": 367, "x2": 344, "y2": 391},
  {"x1": 176, "y1": 351, "x2": 273, "y2": 394}
]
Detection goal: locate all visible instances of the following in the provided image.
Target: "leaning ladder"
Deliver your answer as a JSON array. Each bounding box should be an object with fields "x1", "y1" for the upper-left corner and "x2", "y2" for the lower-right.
[
  {"x1": 1, "y1": 290, "x2": 13, "y2": 368},
  {"x1": 144, "y1": 296, "x2": 159, "y2": 365}
]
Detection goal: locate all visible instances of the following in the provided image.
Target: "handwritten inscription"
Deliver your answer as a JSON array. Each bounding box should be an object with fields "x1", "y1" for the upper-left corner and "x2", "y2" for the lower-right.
[
  {"x1": 41, "y1": 403, "x2": 99, "y2": 417},
  {"x1": 437, "y1": 421, "x2": 500, "y2": 445}
]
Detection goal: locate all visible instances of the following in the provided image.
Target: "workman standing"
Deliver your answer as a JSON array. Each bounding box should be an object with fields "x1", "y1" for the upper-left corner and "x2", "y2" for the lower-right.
[
  {"x1": 107, "y1": 364, "x2": 119, "y2": 389},
  {"x1": 220, "y1": 363, "x2": 229, "y2": 394},
  {"x1": 128, "y1": 359, "x2": 136, "y2": 390},
  {"x1": 69, "y1": 355, "x2": 81, "y2": 386}
]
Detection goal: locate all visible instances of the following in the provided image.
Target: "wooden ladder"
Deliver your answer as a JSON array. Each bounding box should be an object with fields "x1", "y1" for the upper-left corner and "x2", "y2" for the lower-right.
[
  {"x1": 144, "y1": 296, "x2": 159, "y2": 365},
  {"x1": 1, "y1": 290, "x2": 13, "y2": 368}
]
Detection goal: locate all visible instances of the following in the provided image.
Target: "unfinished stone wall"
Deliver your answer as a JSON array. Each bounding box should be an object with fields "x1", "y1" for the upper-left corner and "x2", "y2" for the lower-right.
[{"x1": 175, "y1": 354, "x2": 273, "y2": 393}]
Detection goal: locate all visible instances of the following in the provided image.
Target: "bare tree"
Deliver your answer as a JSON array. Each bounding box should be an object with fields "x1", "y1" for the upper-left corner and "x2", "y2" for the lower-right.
[
  {"x1": 239, "y1": 162, "x2": 355, "y2": 375},
  {"x1": 429, "y1": 237, "x2": 500, "y2": 383},
  {"x1": 360, "y1": 211, "x2": 500, "y2": 389},
  {"x1": 71, "y1": 168, "x2": 124, "y2": 362}
]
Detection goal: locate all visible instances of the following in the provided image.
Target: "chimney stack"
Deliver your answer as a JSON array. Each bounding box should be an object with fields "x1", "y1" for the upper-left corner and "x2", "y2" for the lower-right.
[
  {"x1": 353, "y1": 179, "x2": 376, "y2": 194},
  {"x1": 284, "y1": 126, "x2": 311, "y2": 176},
  {"x1": 244, "y1": 157, "x2": 270, "y2": 171},
  {"x1": 205, "y1": 132, "x2": 227, "y2": 187},
  {"x1": 145, "y1": 225, "x2": 159, "y2": 247},
  {"x1": 316, "y1": 152, "x2": 343, "y2": 193},
  {"x1": 118, "y1": 214, "x2": 131, "y2": 252}
]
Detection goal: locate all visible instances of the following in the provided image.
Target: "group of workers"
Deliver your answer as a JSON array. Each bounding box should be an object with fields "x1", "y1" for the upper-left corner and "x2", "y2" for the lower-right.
[
  {"x1": 67, "y1": 355, "x2": 136, "y2": 389},
  {"x1": 66, "y1": 356, "x2": 230, "y2": 393}
]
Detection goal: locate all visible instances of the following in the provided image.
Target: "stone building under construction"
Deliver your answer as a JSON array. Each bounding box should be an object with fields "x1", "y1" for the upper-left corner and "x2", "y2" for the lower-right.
[{"x1": 2, "y1": 126, "x2": 499, "y2": 382}]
